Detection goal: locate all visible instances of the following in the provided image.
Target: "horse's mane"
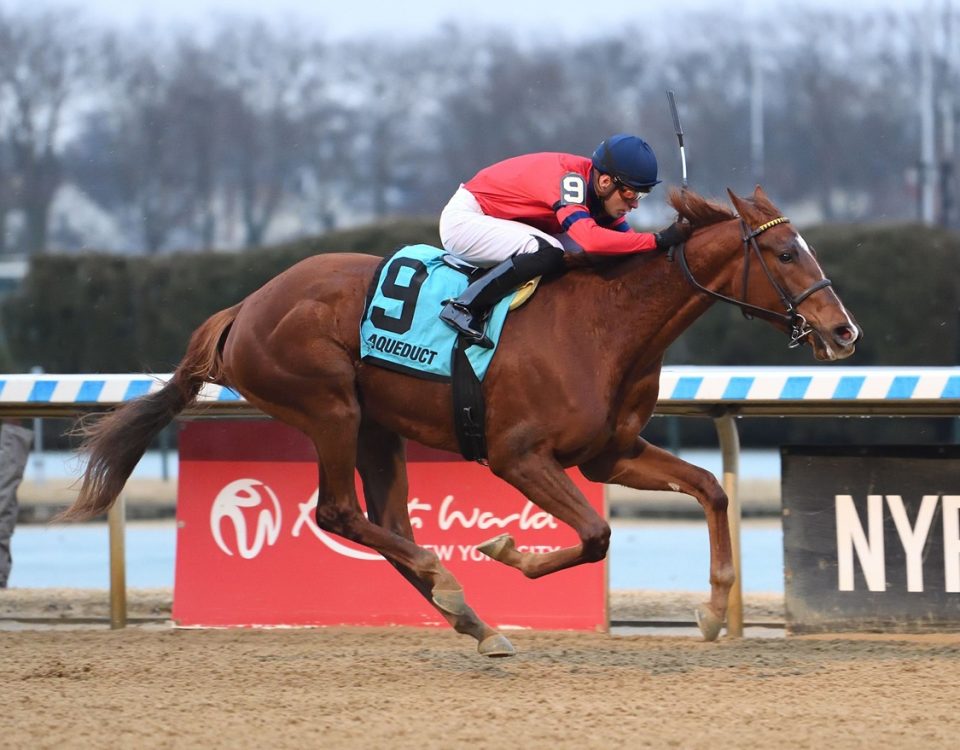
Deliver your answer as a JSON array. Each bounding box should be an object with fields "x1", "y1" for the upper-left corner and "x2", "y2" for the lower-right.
[
  {"x1": 667, "y1": 187, "x2": 735, "y2": 228},
  {"x1": 572, "y1": 187, "x2": 739, "y2": 276}
]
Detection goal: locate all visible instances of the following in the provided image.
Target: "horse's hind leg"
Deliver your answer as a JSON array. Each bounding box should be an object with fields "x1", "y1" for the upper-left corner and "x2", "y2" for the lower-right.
[
  {"x1": 356, "y1": 420, "x2": 514, "y2": 657},
  {"x1": 579, "y1": 437, "x2": 734, "y2": 641}
]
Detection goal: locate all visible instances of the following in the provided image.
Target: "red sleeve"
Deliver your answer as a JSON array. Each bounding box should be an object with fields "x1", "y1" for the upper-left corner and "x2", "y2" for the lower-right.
[{"x1": 555, "y1": 204, "x2": 659, "y2": 255}]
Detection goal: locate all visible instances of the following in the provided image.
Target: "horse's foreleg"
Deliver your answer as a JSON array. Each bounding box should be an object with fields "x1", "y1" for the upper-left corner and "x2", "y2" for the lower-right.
[
  {"x1": 579, "y1": 437, "x2": 734, "y2": 641},
  {"x1": 480, "y1": 451, "x2": 610, "y2": 578},
  {"x1": 355, "y1": 420, "x2": 514, "y2": 657}
]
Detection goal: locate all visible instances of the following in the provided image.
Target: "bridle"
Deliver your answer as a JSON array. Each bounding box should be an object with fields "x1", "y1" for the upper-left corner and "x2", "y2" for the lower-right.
[{"x1": 668, "y1": 216, "x2": 833, "y2": 348}]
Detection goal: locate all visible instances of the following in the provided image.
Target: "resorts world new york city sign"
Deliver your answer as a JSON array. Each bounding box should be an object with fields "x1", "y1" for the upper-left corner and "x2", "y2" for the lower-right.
[
  {"x1": 782, "y1": 446, "x2": 960, "y2": 634},
  {"x1": 172, "y1": 420, "x2": 606, "y2": 629}
]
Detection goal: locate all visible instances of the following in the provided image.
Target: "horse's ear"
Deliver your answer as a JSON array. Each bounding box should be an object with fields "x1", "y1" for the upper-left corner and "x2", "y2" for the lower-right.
[
  {"x1": 751, "y1": 184, "x2": 782, "y2": 216},
  {"x1": 726, "y1": 188, "x2": 758, "y2": 223}
]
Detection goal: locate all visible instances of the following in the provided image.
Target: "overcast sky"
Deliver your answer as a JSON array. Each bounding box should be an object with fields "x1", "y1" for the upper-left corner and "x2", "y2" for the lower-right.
[{"x1": 10, "y1": 0, "x2": 934, "y2": 39}]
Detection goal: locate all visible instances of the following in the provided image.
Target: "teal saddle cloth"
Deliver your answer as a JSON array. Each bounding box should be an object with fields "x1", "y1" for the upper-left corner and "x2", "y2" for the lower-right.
[{"x1": 360, "y1": 244, "x2": 512, "y2": 382}]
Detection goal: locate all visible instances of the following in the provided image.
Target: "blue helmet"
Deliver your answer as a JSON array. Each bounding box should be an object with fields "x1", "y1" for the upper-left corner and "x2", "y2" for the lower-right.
[{"x1": 591, "y1": 134, "x2": 661, "y2": 190}]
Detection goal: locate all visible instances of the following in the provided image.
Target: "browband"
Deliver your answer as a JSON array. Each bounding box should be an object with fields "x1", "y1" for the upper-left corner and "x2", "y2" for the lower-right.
[{"x1": 749, "y1": 216, "x2": 790, "y2": 237}]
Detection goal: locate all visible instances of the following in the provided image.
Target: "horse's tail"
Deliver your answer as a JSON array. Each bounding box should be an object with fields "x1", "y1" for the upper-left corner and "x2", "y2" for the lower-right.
[{"x1": 56, "y1": 304, "x2": 242, "y2": 522}]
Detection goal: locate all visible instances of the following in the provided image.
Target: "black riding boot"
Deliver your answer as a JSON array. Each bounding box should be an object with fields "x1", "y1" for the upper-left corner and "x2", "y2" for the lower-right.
[{"x1": 439, "y1": 240, "x2": 566, "y2": 348}]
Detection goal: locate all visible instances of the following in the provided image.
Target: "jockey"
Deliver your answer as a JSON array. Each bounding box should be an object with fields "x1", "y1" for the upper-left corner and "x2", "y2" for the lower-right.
[{"x1": 438, "y1": 134, "x2": 692, "y2": 347}]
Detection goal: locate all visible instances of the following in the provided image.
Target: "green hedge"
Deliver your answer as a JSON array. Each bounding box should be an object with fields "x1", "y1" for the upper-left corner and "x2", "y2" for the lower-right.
[
  {"x1": 2, "y1": 219, "x2": 440, "y2": 372},
  {"x1": 2, "y1": 219, "x2": 957, "y2": 373}
]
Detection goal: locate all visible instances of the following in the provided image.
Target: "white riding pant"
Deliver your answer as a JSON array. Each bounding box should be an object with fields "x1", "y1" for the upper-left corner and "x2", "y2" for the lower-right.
[{"x1": 439, "y1": 186, "x2": 564, "y2": 267}]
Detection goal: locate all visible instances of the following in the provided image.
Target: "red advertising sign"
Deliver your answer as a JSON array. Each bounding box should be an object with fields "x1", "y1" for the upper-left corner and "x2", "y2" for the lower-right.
[{"x1": 173, "y1": 420, "x2": 607, "y2": 630}]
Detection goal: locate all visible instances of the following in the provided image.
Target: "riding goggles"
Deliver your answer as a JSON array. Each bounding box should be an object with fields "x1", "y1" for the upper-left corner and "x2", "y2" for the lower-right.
[{"x1": 614, "y1": 178, "x2": 652, "y2": 202}]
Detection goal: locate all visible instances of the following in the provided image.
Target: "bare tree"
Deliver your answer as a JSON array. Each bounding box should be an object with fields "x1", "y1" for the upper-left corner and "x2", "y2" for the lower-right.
[
  {"x1": 435, "y1": 37, "x2": 573, "y2": 184},
  {"x1": 0, "y1": 8, "x2": 97, "y2": 254},
  {"x1": 165, "y1": 37, "x2": 236, "y2": 250},
  {"x1": 338, "y1": 37, "x2": 444, "y2": 219},
  {"x1": 210, "y1": 21, "x2": 322, "y2": 248},
  {"x1": 0, "y1": 11, "x2": 11, "y2": 254},
  {"x1": 297, "y1": 87, "x2": 356, "y2": 233},
  {"x1": 90, "y1": 37, "x2": 199, "y2": 253},
  {"x1": 0, "y1": 15, "x2": 9, "y2": 254},
  {"x1": 767, "y1": 10, "x2": 916, "y2": 220},
  {"x1": 9, "y1": 4, "x2": 956, "y2": 254}
]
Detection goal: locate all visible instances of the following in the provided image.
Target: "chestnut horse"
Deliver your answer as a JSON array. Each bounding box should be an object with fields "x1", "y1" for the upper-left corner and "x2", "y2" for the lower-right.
[{"x1": 62, "y1": 186, "x2": 859, "y2": 656}]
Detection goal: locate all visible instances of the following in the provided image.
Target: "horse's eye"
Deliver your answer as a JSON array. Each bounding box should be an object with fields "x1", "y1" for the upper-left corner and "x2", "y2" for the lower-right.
[{"x1": 778, "y1": 252, "x2": 793, "y2": 264}]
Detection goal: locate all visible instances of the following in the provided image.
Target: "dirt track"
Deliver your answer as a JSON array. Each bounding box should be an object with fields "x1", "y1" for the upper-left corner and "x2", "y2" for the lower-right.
[{"x1": 3, "y1": 611, "x2": 959, "y2": 748}]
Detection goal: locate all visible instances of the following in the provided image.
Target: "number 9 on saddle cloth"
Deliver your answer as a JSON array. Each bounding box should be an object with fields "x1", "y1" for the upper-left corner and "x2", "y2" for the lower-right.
[
  {"x1": 360, "y1": 244, "x2": 540, "y2": 461},
  {"x1": 360, "y1": 244, "x2": 535, "y2": 382}
]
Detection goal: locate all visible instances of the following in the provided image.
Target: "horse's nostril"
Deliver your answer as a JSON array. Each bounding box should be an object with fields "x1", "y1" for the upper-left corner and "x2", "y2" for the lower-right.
[{"x1": 834, "y1": 325, "x2": 857, "y2": 344}]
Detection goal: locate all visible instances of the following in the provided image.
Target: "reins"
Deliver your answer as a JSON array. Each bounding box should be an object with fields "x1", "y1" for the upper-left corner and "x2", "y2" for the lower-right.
[{"x1": 668, "y1": 215, "x2": 832, "y2": 348}]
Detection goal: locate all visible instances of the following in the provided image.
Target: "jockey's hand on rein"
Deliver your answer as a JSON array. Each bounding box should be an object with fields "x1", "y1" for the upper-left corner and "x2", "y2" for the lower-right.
[{"x1": 654, "y1": 221, "x2": 692, "y2": 251}]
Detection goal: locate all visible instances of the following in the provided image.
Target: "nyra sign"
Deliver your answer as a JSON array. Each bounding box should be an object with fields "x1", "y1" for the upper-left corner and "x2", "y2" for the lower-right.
[
  {"x1": 782, "y1": 446, "x2": 960, "y2": 634},
  {"x1": 835, "y1": 493, "x2": 960, "y2": 594}
]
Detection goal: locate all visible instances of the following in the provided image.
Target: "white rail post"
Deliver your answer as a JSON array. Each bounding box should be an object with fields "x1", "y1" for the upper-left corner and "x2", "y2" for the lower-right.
[
  {"x1": 713, "y1": 411, "x2": 743, "y2": 637},
  {"x1": 108, "y1": 494, "x2": 127, "y2": 629}
]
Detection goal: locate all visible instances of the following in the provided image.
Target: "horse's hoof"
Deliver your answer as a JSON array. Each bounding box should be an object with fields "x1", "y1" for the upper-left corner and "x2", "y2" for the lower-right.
[
  {"x1": 695, "y1": 603, "x2": 723, "y2": 642},
  {"x1": 432, "y1": 588, "x2": 468, "y2": 616},
  {"x1": 478, "y1": 633, "x2": 516, "y2": 658},
  {"x1": 477, "y1": 533, "x2": 513, "y2": 561}
]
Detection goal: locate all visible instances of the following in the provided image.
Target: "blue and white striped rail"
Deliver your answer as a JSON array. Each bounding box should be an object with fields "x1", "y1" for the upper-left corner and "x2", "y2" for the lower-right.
[
  {"x1": 657, "y1": 367, "x2": 960, "y2": 416},
  {"x1": 1, "y1": 367, "x2": 958, "y2": 417},
  {"x1": 660, "y1": 366, "x2": 960, "y2": 402},
  {"x1": 0, "y1": 373, "x2": 240, "y2": 414}
]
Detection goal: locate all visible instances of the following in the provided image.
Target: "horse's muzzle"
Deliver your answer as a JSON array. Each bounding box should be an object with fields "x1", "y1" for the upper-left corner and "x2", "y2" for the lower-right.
[{"x1": 811, "y1": 321, "x2": 860, "y2": 361}]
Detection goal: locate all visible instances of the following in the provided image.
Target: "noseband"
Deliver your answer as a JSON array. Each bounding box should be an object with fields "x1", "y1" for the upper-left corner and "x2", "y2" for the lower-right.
[{"x1": 668, "y1": 216, "x2": 832, "y2": 348}]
